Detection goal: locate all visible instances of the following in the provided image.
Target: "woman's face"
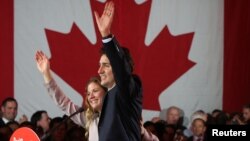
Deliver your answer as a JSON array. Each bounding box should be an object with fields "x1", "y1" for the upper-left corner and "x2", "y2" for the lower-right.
[{"x1": 87, "y1": 82, "x2": 105, "y2": 111}]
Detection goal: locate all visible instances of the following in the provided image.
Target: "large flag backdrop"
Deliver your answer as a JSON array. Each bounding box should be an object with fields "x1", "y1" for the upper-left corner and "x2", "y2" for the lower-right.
[{"x1": 0, "y1": 0, "x2": 249, "y2": 123}]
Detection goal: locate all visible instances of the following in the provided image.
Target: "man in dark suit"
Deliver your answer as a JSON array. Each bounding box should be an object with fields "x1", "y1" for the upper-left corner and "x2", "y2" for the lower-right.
[
  {"x1": 0, "y1": 97, "x2": 18, "y2": 126},
  {"x1": 187, "y1": 118, "x2": 207, "y2": 141},
  {"x1": 94, "y1": 1, "x2": 142, "y2": 141}
]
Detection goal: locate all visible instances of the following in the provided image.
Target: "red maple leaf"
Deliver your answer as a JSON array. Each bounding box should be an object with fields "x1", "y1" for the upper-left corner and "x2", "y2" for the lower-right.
[
  {"x1": 45, "y1": 23, "x2": 101, "y2": 98},
  {"x1": 45, "y1": 0, "x2": 195, "y2": 111}
]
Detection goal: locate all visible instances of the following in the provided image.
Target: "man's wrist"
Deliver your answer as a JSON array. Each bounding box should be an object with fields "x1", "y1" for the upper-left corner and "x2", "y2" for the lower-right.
[
  {"x1": 101, "y1": 30, "x2": 111, "y2": 38},
  {"x1": 102, "y1": 34, "x2": 113, "y2": 43},
  {"x1": 102, "y1": 34, "x2": 113, "y2": 39}
]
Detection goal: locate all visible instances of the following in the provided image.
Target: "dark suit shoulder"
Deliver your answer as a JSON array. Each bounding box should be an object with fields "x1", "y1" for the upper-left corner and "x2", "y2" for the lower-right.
[
  {"x1": 0, "y1": 118, "x2": 6, "y2": 126},
  {"x1": 187, "y1": 136, "x2": 194, "y2": 141}
]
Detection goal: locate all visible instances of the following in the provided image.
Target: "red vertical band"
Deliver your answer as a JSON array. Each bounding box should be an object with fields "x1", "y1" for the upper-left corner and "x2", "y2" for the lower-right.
[
  {"x1": 224, "y1": 0, "x2": 250, "y2": 112},
  {"x1": 0, "y1": 0, "x2": 14, "y2": 102}
]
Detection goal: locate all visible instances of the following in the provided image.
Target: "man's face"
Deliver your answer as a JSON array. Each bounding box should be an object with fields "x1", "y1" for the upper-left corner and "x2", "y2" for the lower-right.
[
  {"x1": 243, "y1": 108, "x2": 250, "y2": 121},
  {"x1": 192, "y1": 119, "x2": 206, "y2": 136},
  {"x1": 98, "y1": 54, "x2": 115, "y2": 89},
  {"x1": 1, "y1": 101, "x2": 17, "y2": 121},
  {"x1": 166, "y1": 108, "x2": 180, "y2": 124}
]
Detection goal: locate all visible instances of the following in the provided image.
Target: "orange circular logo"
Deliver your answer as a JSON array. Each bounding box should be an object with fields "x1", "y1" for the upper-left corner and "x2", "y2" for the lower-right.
[{"x1": 10, "y1": 127, "x2": 40, "y2": 141}]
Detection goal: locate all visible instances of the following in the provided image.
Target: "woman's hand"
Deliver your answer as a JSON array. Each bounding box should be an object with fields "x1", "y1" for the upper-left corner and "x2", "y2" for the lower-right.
[{"x1": 35, "y1": 51, "x2": 52, "y2": 83}]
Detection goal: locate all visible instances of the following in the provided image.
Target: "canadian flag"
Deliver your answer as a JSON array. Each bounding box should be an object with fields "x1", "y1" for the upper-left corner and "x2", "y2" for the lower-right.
[{"x1": 1, "y1": 0, "x2": 249, "y2": 122}]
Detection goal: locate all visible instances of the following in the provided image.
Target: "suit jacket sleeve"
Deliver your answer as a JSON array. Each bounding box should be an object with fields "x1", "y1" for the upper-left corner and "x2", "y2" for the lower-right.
[{"x1": 102, "y1": 37, "x2": 141, "y2": 98}]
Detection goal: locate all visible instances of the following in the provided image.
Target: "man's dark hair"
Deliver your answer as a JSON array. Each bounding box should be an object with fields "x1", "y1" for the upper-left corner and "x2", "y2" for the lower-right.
[
  {"x1": 212, "y1": 109, "x2": 222, "y2": 115},
  {"x1": 1, "y1": 97, "x2": 18, "y2": 107},
  {"x1": 49, "y1": 117, "x2": 67, "y2": 129},
  {"x1": 143, "y1": 121, "x2": 155, "y2": 128},
  {"x1": 100, "y1": 46, "x2": 134, "y2": 73},
  {"x1": 19, "y1": 121, "x2": 35, "y2": 130}
]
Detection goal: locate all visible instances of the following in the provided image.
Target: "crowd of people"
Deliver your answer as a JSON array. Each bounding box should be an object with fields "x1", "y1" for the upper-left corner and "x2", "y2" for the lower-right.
[{"x1": 0, "y1": 97, "x2": 249, "y2": 141}]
